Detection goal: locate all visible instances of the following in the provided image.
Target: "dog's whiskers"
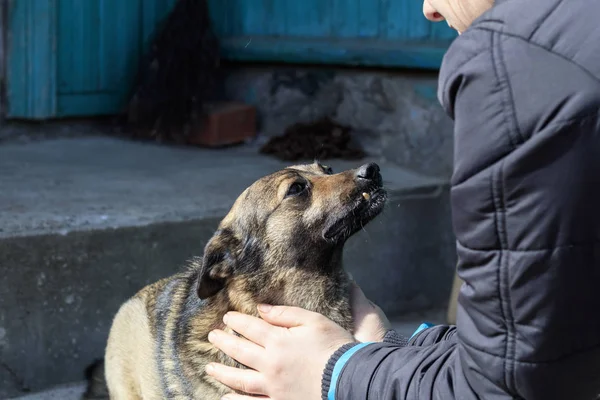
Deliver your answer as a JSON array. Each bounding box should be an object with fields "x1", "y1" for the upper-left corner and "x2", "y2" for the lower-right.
[{"x1": 360, "y1": 220, "x2": 371, "y2": 239}]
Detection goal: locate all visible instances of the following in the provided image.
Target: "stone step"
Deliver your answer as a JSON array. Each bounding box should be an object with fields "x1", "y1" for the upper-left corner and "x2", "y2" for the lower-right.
[
  {"x1": 7, "y1": 382, "x2": 86, "y2": 400},
  {"x1": 0, "y1": 137, "x2": 455, "y2": 398}
]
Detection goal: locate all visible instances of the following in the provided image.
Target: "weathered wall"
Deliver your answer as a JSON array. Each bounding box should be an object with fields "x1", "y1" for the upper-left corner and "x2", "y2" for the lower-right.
[{"x1": 223, "y1": 66, "x2": 454, "y2": 179}]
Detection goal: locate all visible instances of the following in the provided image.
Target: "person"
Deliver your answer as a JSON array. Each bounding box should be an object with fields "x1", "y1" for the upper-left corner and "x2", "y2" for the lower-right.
[{"x1": 204, "y1": 0, "x2": 600, "y2": 398}]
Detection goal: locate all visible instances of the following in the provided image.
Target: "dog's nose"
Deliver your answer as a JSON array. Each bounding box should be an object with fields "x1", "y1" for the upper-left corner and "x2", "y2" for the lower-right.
[{"x1": 356, "y1": 162, "x2": 381, "y2": 181}]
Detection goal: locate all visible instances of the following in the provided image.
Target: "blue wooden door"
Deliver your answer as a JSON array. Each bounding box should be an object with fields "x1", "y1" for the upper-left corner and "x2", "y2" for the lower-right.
[
  {"x1": 6, "y1": 0, "x2": 176, "y2": 119},
  {"x1": 207, "y1": 0, "x2": 457, "y2": 69},
  {"x1": 7, "y1": 0, "x2": 57, "y2": 119},
  {"x1": 55, "y1": 0, "x2": 142, "y2": 117}
]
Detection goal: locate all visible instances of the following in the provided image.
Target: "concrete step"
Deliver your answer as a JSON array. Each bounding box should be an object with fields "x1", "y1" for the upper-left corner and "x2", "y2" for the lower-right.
[
  {"x1": 0, "y1": 137, "x2": 456, "y2": 398},
  {"x1": 7, "y1": 382, "x2": 86, "y2": 400}
]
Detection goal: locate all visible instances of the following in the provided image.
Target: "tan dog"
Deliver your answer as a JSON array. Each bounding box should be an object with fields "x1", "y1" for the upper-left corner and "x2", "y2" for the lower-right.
[{"x1": 100, "y1": 161, "x2": 387, "y2": 400}]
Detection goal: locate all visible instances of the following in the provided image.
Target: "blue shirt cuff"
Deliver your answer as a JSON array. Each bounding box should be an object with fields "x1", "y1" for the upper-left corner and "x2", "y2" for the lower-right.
[
  {"x1": 327, "y1": 342, "x2": 374, "y2": 400},
  {"x1": 410, "y1": 322, "x2": 435, "y2": 339}
]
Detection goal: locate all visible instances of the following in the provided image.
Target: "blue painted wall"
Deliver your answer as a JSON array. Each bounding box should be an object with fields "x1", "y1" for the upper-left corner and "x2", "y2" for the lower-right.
[
  {"x1": 208, "y1": 0, "x2": 457, "y2": 69},
  {"x1": 6, "y1": 0, "x2": 456, "y2": 119}
]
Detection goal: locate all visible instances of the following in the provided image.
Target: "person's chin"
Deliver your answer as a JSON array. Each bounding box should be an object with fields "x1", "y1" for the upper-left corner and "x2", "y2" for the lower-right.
[{"x1": 448, "y1": 24, "x2": 461, "y2": 34}]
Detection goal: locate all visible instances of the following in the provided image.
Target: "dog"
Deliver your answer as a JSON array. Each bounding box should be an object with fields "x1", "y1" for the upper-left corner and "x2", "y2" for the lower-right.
[{"x1": 100, "y1": 161, "x2": 387, "y2": 399}]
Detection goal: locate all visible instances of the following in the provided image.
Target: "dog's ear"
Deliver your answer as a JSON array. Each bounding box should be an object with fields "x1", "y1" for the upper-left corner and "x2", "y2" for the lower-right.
[{"x1": 197, "y1": 229, "x2": 239, "y2": 299}]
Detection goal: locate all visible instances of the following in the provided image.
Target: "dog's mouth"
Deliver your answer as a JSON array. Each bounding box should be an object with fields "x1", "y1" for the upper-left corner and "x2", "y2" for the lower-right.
[{"x1": 323, "y1": 185, "x2": 387, "y2": 242}]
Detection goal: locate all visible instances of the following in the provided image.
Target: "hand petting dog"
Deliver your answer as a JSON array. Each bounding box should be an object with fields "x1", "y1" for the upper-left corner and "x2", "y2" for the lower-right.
[{"x1": 206, "y1": 280, "x2": 390, "y2": 400}]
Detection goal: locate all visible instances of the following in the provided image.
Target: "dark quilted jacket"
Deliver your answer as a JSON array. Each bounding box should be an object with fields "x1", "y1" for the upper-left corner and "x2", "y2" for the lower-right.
[{"x1": 321, "y1": 0, "x2": 600, "y2": 398}]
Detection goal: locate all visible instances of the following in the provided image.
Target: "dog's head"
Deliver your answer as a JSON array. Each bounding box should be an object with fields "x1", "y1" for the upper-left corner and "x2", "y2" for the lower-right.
[{"x1": 196, "y1": 162, "x2": 386, "y2": 300}]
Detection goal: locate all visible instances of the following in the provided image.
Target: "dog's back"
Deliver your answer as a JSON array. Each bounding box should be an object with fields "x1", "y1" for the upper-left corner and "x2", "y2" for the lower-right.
[
  {"x1": 104, "y1": 277, "x2": 175, "y2": 400},
  {"x1": 105, "y1": 271, "x2": 242, "y2": 399}
]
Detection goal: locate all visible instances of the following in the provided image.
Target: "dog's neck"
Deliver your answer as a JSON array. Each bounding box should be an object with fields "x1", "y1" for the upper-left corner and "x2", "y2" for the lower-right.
[
  {"x1": 204, "y1": 248, "x2": 354, "y2": 331},
  {"x1": 184, "y1": 246, "x2": 354, "y2": 387}
]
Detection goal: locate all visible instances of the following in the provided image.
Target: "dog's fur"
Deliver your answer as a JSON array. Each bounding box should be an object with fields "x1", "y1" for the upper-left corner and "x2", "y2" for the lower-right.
[{"x1": 101, "y1": 161, "x2": 386, "y2": 399}]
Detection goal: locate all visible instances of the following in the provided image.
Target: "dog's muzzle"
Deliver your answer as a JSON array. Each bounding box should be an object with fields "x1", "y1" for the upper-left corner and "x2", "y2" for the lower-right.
[{"x1": 323, "y1": 163, "x2": 387, "y2": 241}]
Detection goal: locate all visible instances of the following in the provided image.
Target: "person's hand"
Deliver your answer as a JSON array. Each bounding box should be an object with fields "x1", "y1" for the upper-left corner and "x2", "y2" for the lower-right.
[
  {"x1": 349, "y1": 277, "x2": 391, "y2": 342},
  {"x1": 205, "y1": 304, "x2": 355, "y2": 400}
]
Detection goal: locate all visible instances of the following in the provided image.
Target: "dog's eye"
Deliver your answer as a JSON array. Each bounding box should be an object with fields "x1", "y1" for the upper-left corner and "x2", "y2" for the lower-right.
[{"x1": 286, "y1": 181, "x2": 307, "y2": 197}]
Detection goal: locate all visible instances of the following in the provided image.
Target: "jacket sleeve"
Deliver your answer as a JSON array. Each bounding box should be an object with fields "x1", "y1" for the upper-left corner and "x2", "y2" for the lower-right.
[
  {"x1": 322, "y1": 25, "x2": 600, "y2": 400},
  {"x1": 321, "y1": 325, "x2": 459, "y2": 400}
]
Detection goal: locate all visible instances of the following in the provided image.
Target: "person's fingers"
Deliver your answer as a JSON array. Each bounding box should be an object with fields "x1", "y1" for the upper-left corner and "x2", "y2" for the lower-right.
[
  {"x1": 349, "y1": 275, "x2": 380, "y2": 311},
  {"x1": 350, "y1": 278, "x2": 366, "y2": 299},
  {"x1": 207, "y1": 329, "x2": 265, "y2": 371},
  {"x1": 222, "y1": 312, "x2": 276, "y2": 348},
  {"x1": 350, "y1": 280, "x2": 376, "y2": 313},
  {"x1": 257, "y1": 304, "x2": 322, "y2": 328},
  {"x1": 205, "y1": 362, "x2": 267, "y2": 396}
]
